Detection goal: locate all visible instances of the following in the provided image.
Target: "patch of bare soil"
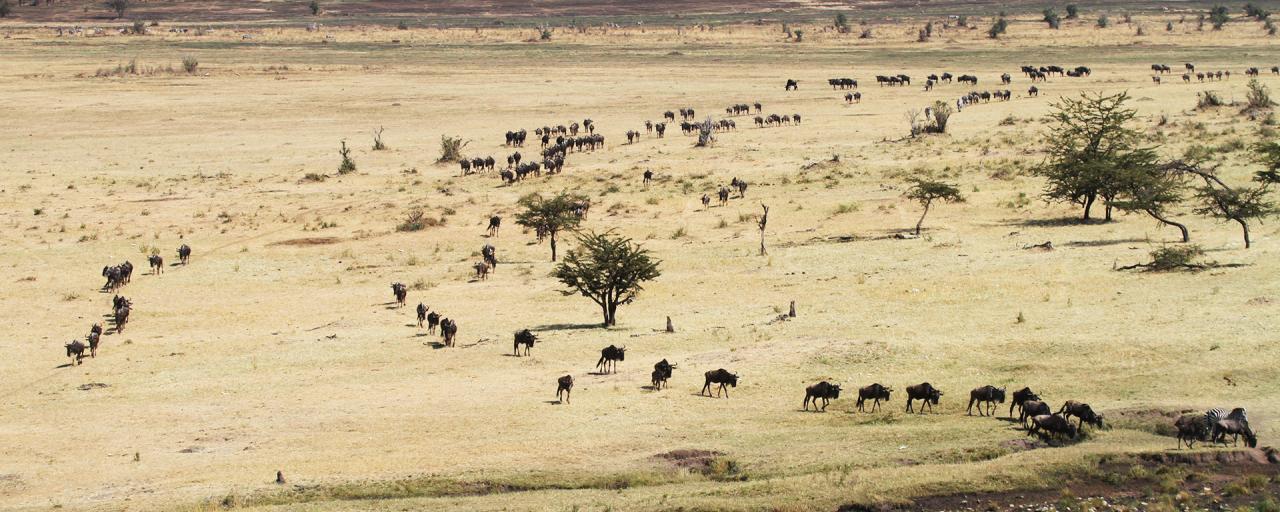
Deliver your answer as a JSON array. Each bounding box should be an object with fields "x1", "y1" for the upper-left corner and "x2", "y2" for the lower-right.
[
  {"x1": 653, "y1": 449, "x2": 724, "y2": 473},
  {"x1": 268, "y1": 237, "x2": 343, "y2": 247}
]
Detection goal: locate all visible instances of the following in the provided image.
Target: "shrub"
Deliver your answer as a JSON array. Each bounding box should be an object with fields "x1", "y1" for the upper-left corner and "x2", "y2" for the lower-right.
[
  {"x1": 308, "y1": 0, "x2": 320, "y2": 15},
  {"x1": 1209, "y1": 5, "x2": 1229, "y2": 29},
  {"x1": 105, "y1": 0, "x2": 128, "y2": 18},
  {"x1": 539, "y1": 26, "x2": 553, "y2": 40},
  {"x1": 1097, "y1": 15, "x2": 1110, "y2": 28},
  {"x1": 181, "y1": 55, "x2": 198, "y2": 74},
  {"x1": 0, "y1": 0, "x2": 11, "y2": 19},
  {"x1": 302, "y1": 173, "x2": 327, "y2": 182},
  {"x1": 956, "y1": 15, "x2": 968, "y2": 27},
  {"x1": 397, "y1": 20, "x2": 408, "y2": 30},
  {"x1": 834, "y1": 13, "x2": 850, "y2": 33},
  {"x1": 1167, "y1": 21, "x2": 1174, "y2": 31},
  {"x1": 1197, "y1": 90, "x2": 1225, "y2": 109},
  {"x1": 1044, "y1": 9, "x2": 1061, "y2": 29},
  {"x1": 1148, "y1": 245, "x2": 1206, "y2": 271},
  {"x1": 793, "y1": 29, "x2": 804, "y2": 42},
  {"x1": 988, "y1": 17, "x2": 1008, "y2": 38},
  {"x1": 437, "y1": 135, "x2": 468, "y2": 162},
  {"x1": 1066, "y1": 4, "x2": 1079, "y2": 18},
  {"x1": 131, "y1": 20, "x2": 146, "y2": 34},
  {"x1": 1246, "y1": 79, "x2": 1275, "y2": 110},
  {"x1": 372, "y1": 126, "x2": 386, "y2": 151},
  {"x1": 396, "y1": 209, "x2": 428, "y2": 232},
  {"x1": 337, "y1": 141, "x2": 356, "y2": 174},
  {"x1": 859, "y1": 27, "x2": 873, "y2": 38}
]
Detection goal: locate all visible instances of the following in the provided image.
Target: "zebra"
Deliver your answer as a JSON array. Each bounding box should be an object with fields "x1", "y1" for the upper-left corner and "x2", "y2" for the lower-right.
[{"x1": 1206, "y1": 407, "x2": 1248, "y2": 430}]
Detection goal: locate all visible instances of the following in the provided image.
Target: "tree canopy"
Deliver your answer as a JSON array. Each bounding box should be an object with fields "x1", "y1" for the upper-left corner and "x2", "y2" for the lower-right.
[
  {"x1": 553, "y1": 231, "x2": 661, "y2": 327},
  {"x1": 905, "y1": 178, "x2": 964, "y2": 235},
  {"x1": 515, "y1": 192, "x2": 589, "y2": 261}
]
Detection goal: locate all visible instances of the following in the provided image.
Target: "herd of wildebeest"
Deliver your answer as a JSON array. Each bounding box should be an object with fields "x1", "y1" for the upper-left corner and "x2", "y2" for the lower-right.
[{"x1": 62, "y1": 61, "x2": 1271, "y2": 453}]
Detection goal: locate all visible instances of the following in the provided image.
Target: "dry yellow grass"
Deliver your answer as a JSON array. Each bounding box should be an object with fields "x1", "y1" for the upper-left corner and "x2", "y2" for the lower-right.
[{"x1": 0, "y1": 12, "x2": 1277, "y2": 511}]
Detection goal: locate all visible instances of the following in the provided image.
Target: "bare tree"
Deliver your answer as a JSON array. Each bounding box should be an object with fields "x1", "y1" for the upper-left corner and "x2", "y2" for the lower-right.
[{"x1": 757, "y1": 204, "x2": 769, "y2": 255}]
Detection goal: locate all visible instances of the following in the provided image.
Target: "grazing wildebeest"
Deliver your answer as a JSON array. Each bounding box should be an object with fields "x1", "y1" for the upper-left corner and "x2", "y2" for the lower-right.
[
  {"x1": 148, "y1": 254, "x2": 163, "y2": 274},
  {"x1": 1182, "y1": 73, "x2": 1191, "y2": 83},
  {"x1": 700, "y1": 194, "x2": 711, "y2": 209},
  {"x1": 1028, "y1": 86, "x2": 1039, "y2": 97},
  {"x1": 487, "y1": 215, "x2": 501, "y2": 236},
  {"x1": 663, "y1": 111, "x2": 676, "y2": 122},
  {"x1": 439, "y1": 318, "x2": 457, "y2": 347},
  {"x1": 651, "y1": 359, "x2": 675, "y2": 389},
  {"x1": 730, "y1": 177, "x2": 748, "y2": 198},
  {"x1": 426, "y1": 311, "x2": 440, "y2": 334},
  {"x1": 416, "y1": 303, "x2": 427, "y2": 327},
  {"x1": 556, "y1": 375, "x2": 574, "y2": 403},
  {"x1": 596, "y1": 345, "x2": 626, "y2": 374},
  {"x1": 1001, "y1": 72, "x2": 1011, "y2": 84},
  {"x1": 753, "y1": 102, "x2": 762, "y2": 113},
  {"x1": 856, "y1": 383, "x2": 892, "y2": 412},
  {"x1": 481, "y1": 244, "x2": 497, "y2": 271},
  {"x1": 1019, "y1": 400, "x2": 1051, "y2": 427},
  {"x1": 66, "y1": 340, "x2": 87, "y2": 365},
  {"x1": 643, "y1": 169, "x2": 653, "y2": 186},
  {"x1": 1186, "y1": 62, "x2": 1195, "y2": 72},
  {"x1": 701, "y1": 369, "x2": 739, "y2": 398},
  {"x1": 1175, "y1": 413, "x2": 1210, "y2": 449},
  {"x1": 1273, "y1": 66, "x2": 1280, "y2": 75},
  {"x1": 1058, "y1": 400, "x2": 1105, "y2": 430},
  {"x1": 473, "y1": 261, "x2": 490, "y2": 280},
  {"x1": 513, "y1": 329, "x2": 537, "y2": 356},
  {"x1": 803, "y1": 381, "x2": 842, "y2": 412},
  {"x1": 905, "y1": 383, "x2": 942, "y2": 414},
  {"x1": 1028, "y1": 414, "x2": 1077, "y2": 440},
  {"x1": 1008, "y1": 387, "x2": 1040, "y2": 418},
  {"x1": 1152, "y1": 75, "x2": 1161, "y2": 85},
  {"x1": 785, "y1": 79, "x2": 798, "y2": 91},
  {"x1": 391, "y1": 282, "x2": 407, "y2": 307},
  {"x1": 1212, "y1": 419, "x2": 1257, "y2": 447},
  {"x1": 957, "y1": 74, "x2": 978, "y2": 85},
  {"x1": 177, "y1": 244, "x2": 191, "y2": 265},
  {"x1": 966, "y1": 385, "x2": 1005, "y2": 417},
  {"x1": 717, "y1": 187, "x2": 730, "y2": 206}
]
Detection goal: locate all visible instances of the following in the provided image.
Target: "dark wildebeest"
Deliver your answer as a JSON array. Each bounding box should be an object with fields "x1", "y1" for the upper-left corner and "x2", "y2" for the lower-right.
[
  {"x1": 803, "y1": 381, "x2": 842, "y2": 412},
  {"x1": 426, "y1": 311, "x2": 440, "y2": 334},
  {"x1": 66, "y1": 340, "x2": 87, "y2": 365},
  {"x1": 391, "y1": 282, "x2": 407, "y2": 307},
  {"x1": 785, "y1": 79, "x2": 798, "y2": 91},
  {"x1": 487, "y1": 215, "x2": 501, "y2": 237},
  {"x1": 556, "y1": 375, "x2": 574, "y2": 404},
  {"x1": 1058, "y1": 400, "x2": 1105, "y2": 430},
  {"x1": 87, "y1": 330, "x2": 101, "y2": 358},
  {"x1": 596, "y1": 345, "x2": 626, "y2": 374},
  {"x1": 440, "y1": 318, "x2": 457, "y2": 347},
  {"x1": 700, "y1": 194, "x2": 711, "y2": 209},
  {"x1": 1175, "y1": 413, "x2": 1210, "y2": 449},
  {"x1": 1186, "y1": 62, "x2": 1196, "y2": 72},
  {"x1": 643, "y1": 169, "x2": 653, "y2": 187},
  {"x1": 460, "y1": 159, "x2": 472, "y2": 174},
  {"x1": 651, "y1": 359, "x2": 675, "y2": 390},
  {"x1": 481, "y1": 244, "x2": 497, "y2": 271},
  {"x1": 717, "y1": 187, "x2": 730, "y2": 206},
  {"x1": 701, "y1": 369, "x2": 739, "y2": 398},
  {"x1": 1019, "y1": 400, "x2": 1051, "y2": 427},
  {"x1": 473, "y1": 261, "x2": 489, "y2": 280},
  {"x1": 1001, "y1": 72, "x2": 1011, "y2": 84},
  {"x1": 1009, "y1": 387, "x2": 1040, "y2": 418},
  {"x1": 730, "y1": 177, "x2": 748, "y2": 198},
  {"x1": 513, "y1": 329, "x2": 537, "y2": 356},
  {"x1": 177, "y1": 244, "x2": 191, "y2": 265},
  {"x1": 148, "y1": 254, "x2": 163, "y2": 274},
  {"x1": 966, "y1": 385, "x2": 1005, "y2": 417},
  {"x1": 856, "y1": 383, "x2": 892, "y2": 412},
  {"x1": 1028, "y1": 86, "x2": 1039, "y2": 97},
  {"x1": 1028, "y1": 414, "x2": 1077, "y2": 440},
  {"x1": 1212, "y1": 419, "x2": 1257, "y2": 447},
  {"x1": 416, "y1": 303, "x2": 427, "y2": 327},
  {"x1": 905, "y1": 383, "x2": 942, "y2": 414}
]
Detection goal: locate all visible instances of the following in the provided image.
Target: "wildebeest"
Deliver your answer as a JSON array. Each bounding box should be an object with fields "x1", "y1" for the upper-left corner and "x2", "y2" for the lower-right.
[
  {"x1": 1152, "y1": 75, "x2": 1161, "y2": 85},
  {"x1": 655, "y1": 122, "x2": 666, "y2": 138},
  {"x1": 1008, "y1": 387, "x2": 1040, "y2": 418},
  {"x1": 957, "y1": 74, "x2": 978, "y2": 85},
  {"x1": 439, "y1": 318, "x2": 457, "y2": 347},
  {"x1": 1019, "y1": 400, "x2": 1051, "y2": 427},
  {"x1": 700, "y1": 194, "x2": 711, "y2": 209},
  {"x1": 905, "y1": 383, "x2": 942, "y2": 414},
  {"x1": 391, "y1": 282, "x2": 407, "y2": 307},
  {"x1": 86, "y1": 330, "x2": 100, "y2": 358},
  {"x1": 426, "y1": 311, "x2": 440, "y2": 334},
  {"x1": 1000, "y1": 72, "x2": 1011, "y2": 84},
  {"x1": 1058, "y1": 400, "x2": 1105, "y2": 430},
  {"x1": 487, "y1": 215, "x2": 501, "y2": 236},
  {"x1": 513, "y1": 329, "x2": 537, "y2": 356},
  {"x1": 643, "y1": 169, "x2": 653, "y2": 186},
  {"x1": 966, "y1": 385, "x2": 1005, "y2": 417},
  {"x1": 1175, "y1": 413, "x2": 1210, "y2": 449},
  {"x1": 1028, "y1": 414, "x2": 1077, "y2": 440},
  {"x1": 112, "y1": 297, "x2": 131, "y2": 333},
  {"x1": 66, "y1": 340, "x2": 86, "y2": 365},
  {"x1": 1212, "y1": 419, "x2": 1257, "y2": 447},
  {"x1": 177, "y1": 244, "x2": 191, "y2": 265},
  {"x1": 148, "y1": 254, "x2": 163, "y2": 274},
  {"x1": 717, "y1": 187, "x2": 730, "y2": 206},
  {"x1": 845, "y1": 92, "x2": 862, "y2": 103},
  {"x1": 460, "y1": 159, "x2": 472, "y2": 174},
  {"x1": 1028, "y1": 86, "x2": 1039, "y2": 97},
  {"x1": 481, "y1": 244, "x2": 497, "y2": 271},
  {"x1": 416, "y1": 303, "x2": 427, "y2": 327},
  {"x1": 596, "y1": 345, "x2": 625, "y2": 374},
  {"x1": 701, "y1": 369, "x2": 739, "y2": 398},
  {"x1": 651, "y1": 359, "x2": 675, "y2": 390},
  {"x1": 785, "y1": 79, "x2": 798, "y2": 91},
  {"x1": 556, "y1": 375, "x2": 574, "y2": 404},
  {"x1": 856, "y1": 383, "x2": 892, "y2": 412},
  {"x1": 803, "y1": 381, "x2": 842, "y2": 412},
  {"x1": 730, "y1": 177, "x2": 748, "y2": 198},
  {"x1": 473, "y1": 261, "x2": 490, "y2": 280}
]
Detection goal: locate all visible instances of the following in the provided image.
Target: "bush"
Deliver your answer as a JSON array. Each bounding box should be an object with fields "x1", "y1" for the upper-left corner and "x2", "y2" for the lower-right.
[
  {"x1": 131, "y1": 20, "x2": 146, "y2": 34},
  {"x1": 988, "y1": 17, "x2": 1008, "y2": 38},
  {"x1": 0, "y1": 0, "x2": 11, "y2": 19},
  {"x1": 308, "y1": 0, "x2": 320, "y2": 15},
  {"x1": 396, "y1": 209, "x2": 428, "y2": 232},
  {"x1": 539, "y1": 26, "x2": 553, "y2": 40},
  {"x1": 1066, "y1": 4, "x2": 1079, "y2": 18},
  {"x1": 437, "y1": 135, "x2": 468, "y2": 162},
  {"x1": 1097, "y1": 15, "x2": 1110, "y2": 28},
  {"x1": 1197, "y1": 91, "x2": 1225, "y2": 109},
  {"x1": 397, "y1": 20, "x2": 408, "y2": 30},
  {"x1": 957, "y1": 15, "x2": 968, "y2": 27},
  {"x1": 1246, "y1": 79, "x2": 1275, "y2": 110},
  {"x1": 793, "y1": 29, "x2": 804, "y2": 42},
  {"x1": 337, "y1": 141, "x2": 356, "y2": 174},
  {"x1": 105, "y1": 0, "x2": 128, "y2": 18},
  {"x1": 181, "y1": 55, "x2": 198, "y2": 74},
  {"x1": 1209, "y1": 5, "x2": 1229, "y2": 29},
  {"x1": 1044, "y1": 9, "x2": 1061, "y2": 29},
  {"x1": 859, "y1": 27, "x2": 873, "y2": 38},
  {"x1": 1148, "y1": 245, "x2": 1206, "y2": 271}
]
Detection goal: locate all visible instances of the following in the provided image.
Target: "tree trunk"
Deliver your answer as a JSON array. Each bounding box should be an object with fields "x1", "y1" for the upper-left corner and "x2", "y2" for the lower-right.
[
  {"x1": 600, "y1": 302, "x2": 610, "y2": 327},
  {"x1": 1147, "y1": 209, "x2": 1189, "y2": 243},
  {"x1": 1235, "y1": 217, "x2": 1252, "y2": 248},
  {"x1": 1104, "y1": 203, "x2": 1113, "y2": 222},
  {"x1": 666, "y1": 316, "x2": 674, "y2": 333},
  {"x1": 1082, "y1": 193, "x2": 1095, "y2": 221},
  {"x1": 550, "y1": 232, "x2": 558, "y2": 261},
  {"x1": 788, "y1": 301, "x2": 796, "y2": 318},
  {"x1": 606, "y1": 301, "x2": 618, "y2": 326},
  {"x1": 915, "y1": 202, "x2": 931, "y2": 235}
]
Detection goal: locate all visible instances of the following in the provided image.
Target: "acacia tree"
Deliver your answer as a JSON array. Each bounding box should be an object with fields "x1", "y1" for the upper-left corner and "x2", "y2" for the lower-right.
[
  {"x1": 905, "y1": 178, "x2": 963, "y2": 235},
  {"x1": 1111, "y1": 157, "x2": 1192, "y2": 242},
  {"x1": 1035, "y1": 91, "x2": 1148, "y2": 221},
  {"x1": 1174, "y1": 143, "x2": 1280, "y2": 248},
  {"x1": 553, "y1": 231, "x2": 661, "y2": 327},
  {"x1": 515, "y1": 192, "x2": 588, "y2": 261},
  {"x1": 105, "y1": 0, "x2": 128, "y2": 18},
  {"x1": 0, "y1": 0, "x2": 12, "y2": 19}
]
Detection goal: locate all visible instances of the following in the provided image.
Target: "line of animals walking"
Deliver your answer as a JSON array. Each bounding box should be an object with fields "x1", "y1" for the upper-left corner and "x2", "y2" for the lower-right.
[{"x1": 65, "y1": 244, "x2": 192, "y2": 365}]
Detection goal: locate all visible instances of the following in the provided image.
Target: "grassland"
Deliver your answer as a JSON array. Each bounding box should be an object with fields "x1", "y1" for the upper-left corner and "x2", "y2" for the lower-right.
[{"x1": 0, "y1": 8, "x2": 1278, "y2": 511}]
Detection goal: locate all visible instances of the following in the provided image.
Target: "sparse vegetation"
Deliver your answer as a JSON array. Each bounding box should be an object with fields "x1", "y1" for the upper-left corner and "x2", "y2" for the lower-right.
[
  {"x1": 337, "y1": 141, "x2": 356, "y2": 174},
  {"x1": 437, "y1": 135, "x2": 468, "y2": 163},
  {"x1": 105, "y1": 0, "x2": 128, "y2": 18},
  {"x1": 988, "y1": 17, "x2": 1009, "y2": 38},
  {"x1": 905, "y1": 178, "x2": 964, "y2": 234},
  {"x1": 1097, "y1": 15, "x2": 1110, "y2": 28},
  {"x1": 181, "y1": 55, "x2": 199, "y2": 74},
  {"x1": 553, "y1": 230, "x2": 661, "y2": 327}
]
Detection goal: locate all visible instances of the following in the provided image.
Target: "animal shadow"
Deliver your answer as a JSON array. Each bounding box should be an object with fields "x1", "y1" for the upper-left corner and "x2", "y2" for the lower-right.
[
  {"x1": 426, "y1": 342, "x2": 447, "y2": 349},
  {"x1": 545, "y1": 400, "x2": 566, "y2": 405},
  {"x1": 532, "y1": 323, "x2": 598, "y2": 332}
]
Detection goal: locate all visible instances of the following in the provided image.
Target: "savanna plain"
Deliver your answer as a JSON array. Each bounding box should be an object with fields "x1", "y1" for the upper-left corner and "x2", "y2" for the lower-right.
[{"x1": 1, "y1": 3, "x2": 1280, "y2": 510}]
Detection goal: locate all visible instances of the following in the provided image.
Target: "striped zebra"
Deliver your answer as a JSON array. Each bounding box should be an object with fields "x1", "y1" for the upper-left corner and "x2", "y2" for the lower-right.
[{"x1": 1206, "y1": 407, "x2": 1248, "y2": 428}]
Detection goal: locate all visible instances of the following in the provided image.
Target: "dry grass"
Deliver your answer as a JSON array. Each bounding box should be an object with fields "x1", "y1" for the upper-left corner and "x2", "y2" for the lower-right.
[{"x1": 0, "y1": 12, "x2": 1277, "y2": 512}]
